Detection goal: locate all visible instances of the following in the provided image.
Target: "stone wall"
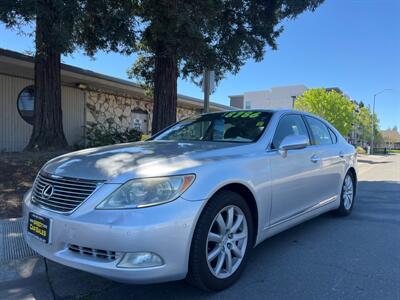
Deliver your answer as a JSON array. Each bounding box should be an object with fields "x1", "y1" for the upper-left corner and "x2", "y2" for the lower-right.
[{"x1": 85, "y1": 90, "x2": 200, "y2": 134}]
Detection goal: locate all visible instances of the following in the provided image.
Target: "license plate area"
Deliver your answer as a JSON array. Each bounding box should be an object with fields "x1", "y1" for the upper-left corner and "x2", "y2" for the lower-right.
[{"x1": 28, "y1": 212, "x2": 50, "y2": 243}]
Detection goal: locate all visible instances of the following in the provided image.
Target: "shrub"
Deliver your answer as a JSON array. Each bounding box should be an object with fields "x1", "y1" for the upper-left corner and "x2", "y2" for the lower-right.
[
  {"x1": 86, "y1": 122, "x2": 142, "y2": 147},
  {"x1": 141, "y1": 134, "x2": 151, "y2": 141},
  {"x1": 356, "y1": 146, "x2": 366, "y2": 154}
]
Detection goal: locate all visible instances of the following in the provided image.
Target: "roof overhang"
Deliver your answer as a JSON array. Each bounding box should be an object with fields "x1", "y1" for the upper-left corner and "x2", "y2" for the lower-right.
[{"x1": 0, "y1": 48, "x2": 232, "y2": 112}]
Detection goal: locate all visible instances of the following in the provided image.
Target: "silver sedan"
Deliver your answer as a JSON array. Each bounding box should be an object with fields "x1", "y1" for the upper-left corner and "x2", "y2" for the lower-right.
[{"x1": 23, "y1": 109, "x2": 357, "y2": 290}]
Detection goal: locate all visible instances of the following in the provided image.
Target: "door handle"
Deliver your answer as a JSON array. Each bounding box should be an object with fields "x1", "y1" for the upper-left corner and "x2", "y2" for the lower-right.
[
  {"x1": 339, "y1": 151, "x2": 345, "y2": 158},
  {"x1": 310, "y1": 154, "x2": 320, "y2": 163}
]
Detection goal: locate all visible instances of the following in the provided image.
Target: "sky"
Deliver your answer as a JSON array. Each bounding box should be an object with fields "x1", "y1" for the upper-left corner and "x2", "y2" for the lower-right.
[{"x1": 1, "y1": 0, "x2": 399, "y2": 130}]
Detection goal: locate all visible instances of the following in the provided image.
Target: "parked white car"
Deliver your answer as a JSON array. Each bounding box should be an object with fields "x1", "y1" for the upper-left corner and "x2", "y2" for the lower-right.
[{"x1": 23, "y1": 110, "x2": 357, "y2": 290}]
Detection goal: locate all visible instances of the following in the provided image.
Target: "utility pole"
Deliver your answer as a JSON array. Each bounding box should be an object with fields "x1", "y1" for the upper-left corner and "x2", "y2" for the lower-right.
[
  {"x1": 371, "y1": 89, "x2": 392, "y2": 154},
  {"x1": 203, "y1": 70, "x2": 210, "y2": 113},
  {"x1": 291, "y1": 96, "x2": 297, "y2": 108},
  {"x1": 371, "y1": 94, "x2": 377, "y2": 154}
]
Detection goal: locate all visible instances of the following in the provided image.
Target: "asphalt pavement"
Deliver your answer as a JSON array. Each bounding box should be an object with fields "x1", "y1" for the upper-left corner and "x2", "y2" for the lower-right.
[{"x1": 1, "y1": 154, "x2": 399, "y2": 300}]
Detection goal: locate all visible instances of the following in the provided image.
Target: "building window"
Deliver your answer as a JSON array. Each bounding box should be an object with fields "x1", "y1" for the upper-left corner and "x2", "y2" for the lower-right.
[
  {"x1": 17, "y1": 85, "x2": 35, "y2": 125},
  {"x1": 245, "y1": 101, "x2": 251, "y2": 109}
]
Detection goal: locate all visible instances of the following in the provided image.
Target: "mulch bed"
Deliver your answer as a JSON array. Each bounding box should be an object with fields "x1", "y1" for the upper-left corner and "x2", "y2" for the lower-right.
[{"x1": 0, "y1": 152, "x2": 65, "y2": 219}]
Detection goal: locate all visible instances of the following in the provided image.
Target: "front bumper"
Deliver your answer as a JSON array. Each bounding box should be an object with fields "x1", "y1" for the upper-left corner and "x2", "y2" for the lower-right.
[{"x1": 22, "y1": 189, "x2": 205, "y2": 284}]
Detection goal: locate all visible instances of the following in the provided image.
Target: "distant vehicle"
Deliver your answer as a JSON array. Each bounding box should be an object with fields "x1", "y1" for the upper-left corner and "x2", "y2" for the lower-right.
[{"x1": 23, "y1": 110, "x2": 357, "y2": 290}]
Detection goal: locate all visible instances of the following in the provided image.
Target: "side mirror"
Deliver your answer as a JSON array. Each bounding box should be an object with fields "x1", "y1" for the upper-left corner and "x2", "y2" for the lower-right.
[{"x1": 279, "y1": 135, "x2": 309, "y2": 157}]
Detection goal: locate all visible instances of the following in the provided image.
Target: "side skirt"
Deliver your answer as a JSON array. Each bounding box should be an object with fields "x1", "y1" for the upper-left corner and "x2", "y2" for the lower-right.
[{"x1": 255, "y1": 195, "x2": 338, "y2": 246}]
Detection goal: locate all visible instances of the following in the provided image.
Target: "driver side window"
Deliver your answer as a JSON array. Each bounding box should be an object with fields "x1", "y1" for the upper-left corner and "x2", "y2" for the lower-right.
[{"x1": 271, "y1": 115, "x2": 309, "y2": 149}]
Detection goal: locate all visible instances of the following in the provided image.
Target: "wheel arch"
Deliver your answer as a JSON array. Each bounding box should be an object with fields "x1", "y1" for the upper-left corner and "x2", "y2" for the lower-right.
[
  {"x1": 214, "y1": 183, "x2": 259, "y2": 247},
  {"x1": 346, "y1": 167, "x2": 358, "y2": 195}
]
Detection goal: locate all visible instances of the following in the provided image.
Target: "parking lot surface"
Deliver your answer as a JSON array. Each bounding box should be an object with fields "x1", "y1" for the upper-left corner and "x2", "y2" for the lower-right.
[{"x1": 1, "y1": 154, "x2": 399, "y2": 299}]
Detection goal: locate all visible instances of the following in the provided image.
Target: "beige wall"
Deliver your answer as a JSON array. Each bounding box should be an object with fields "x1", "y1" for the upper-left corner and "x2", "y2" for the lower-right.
[
  {"x1": 0, "y1": 73, "x2": 201, "y2": 151},
  {"x1": 0, "y1": 74, "x2": 33, "y2": 151},
  {"x1": 61, "y1": 86, "x2": 86, "y2": 146},
  {"x1": 229, "y1": 95, "x2": 244, "y2": 109},
  {"x1": 243, "y1": 85, "x2": 308, "y2": 110},
  {"x1": 0, "y1": 73, "x2": 85, "y2": 151}
]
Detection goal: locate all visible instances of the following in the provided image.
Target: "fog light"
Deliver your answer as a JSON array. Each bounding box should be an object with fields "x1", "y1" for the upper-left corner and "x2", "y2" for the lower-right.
[{"x1": 117, "y1": 252, "x2": 163, "y2": 268}]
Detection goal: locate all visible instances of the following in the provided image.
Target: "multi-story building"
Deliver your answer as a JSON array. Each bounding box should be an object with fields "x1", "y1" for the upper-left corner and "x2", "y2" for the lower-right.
[
  {"x1": 229, "y1": 85, "x2": 308, "y2": 110},
  {"x1": 380, "y1": 129, "x2": 400, "y2": 150}
]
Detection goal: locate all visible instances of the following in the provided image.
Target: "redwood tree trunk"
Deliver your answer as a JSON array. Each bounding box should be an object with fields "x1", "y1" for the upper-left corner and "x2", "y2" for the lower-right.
[
  {"x1": 152, "y1": 44, "x2": 178, "y2": 134},
  {"x1": 25, "y1": 4, "x2": 68, "y2": 151}
]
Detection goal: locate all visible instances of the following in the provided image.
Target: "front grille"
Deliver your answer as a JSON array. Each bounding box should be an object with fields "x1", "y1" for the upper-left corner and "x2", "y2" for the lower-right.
[
  {"x1": 31, "y1": 172, "x2": 99, "y2": 213},
  {"x1": 68, "y1": 244, "x2": 118, "y2": 261}
]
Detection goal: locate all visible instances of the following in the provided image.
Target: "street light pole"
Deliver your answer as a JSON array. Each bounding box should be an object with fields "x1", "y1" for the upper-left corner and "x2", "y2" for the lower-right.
[{"x1": 371, "y1": 89, "x2": 392, "y2": 154}]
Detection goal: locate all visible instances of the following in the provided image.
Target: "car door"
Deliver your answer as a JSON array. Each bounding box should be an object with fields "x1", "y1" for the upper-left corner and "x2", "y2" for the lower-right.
[
  {"x1": 304, "y1": 116, "x2": 344, "y2": 201},
  {"x1": 268, "y1": 114, "x2": 322, "y2": 225}
]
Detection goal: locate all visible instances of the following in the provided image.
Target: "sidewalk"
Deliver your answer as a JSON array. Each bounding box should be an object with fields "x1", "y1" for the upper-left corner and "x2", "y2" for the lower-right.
[
  {"x1": 0, "y1": 219, "x2": 53, "y2": 300},
  {"x1": 357, "y1": 153, "x2": 398, "y2": 177}
]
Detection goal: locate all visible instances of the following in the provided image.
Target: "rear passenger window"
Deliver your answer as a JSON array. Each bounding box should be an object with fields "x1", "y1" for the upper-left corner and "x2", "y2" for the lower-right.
[
  {"x1": 305, "y1": 116, "x2": 332, "y2": 145},
  {"x1": 328, "y1": 128, "x2": 337, "y2": 144},
  {"x1": 272, "y1": 115, "x2": 309, "y2": 149}
]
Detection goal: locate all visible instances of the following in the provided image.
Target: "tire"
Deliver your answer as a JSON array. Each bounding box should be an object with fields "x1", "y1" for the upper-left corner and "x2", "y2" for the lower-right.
[
  {"x1": 187, "y1": 190, "x2": 254, "y2": 291},
  {"x1": 334, "y1": 171, "x2": 356, "y2": 216}
]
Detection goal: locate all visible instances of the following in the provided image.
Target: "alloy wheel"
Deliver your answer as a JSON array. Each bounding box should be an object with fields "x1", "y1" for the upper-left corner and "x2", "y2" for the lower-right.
[
  {"x1": 343, "y1": 175, "x2": 354, "y2": 210},
  {"x1": 206, "y1": 205, "x2": 248, "y2": 279}
]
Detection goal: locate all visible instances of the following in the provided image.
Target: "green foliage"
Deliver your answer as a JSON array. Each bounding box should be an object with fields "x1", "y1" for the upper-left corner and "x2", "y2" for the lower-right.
[
  {"x1": 295, "y1": 89, "x2": 381, "y2": 144},
  {"x1": 356, "y1": 146, "x2": 366, "y2": 154},
  {"x1": 2, "y1": 0, "x2": 326, "y2": 136},
  {"x1": 128, "y1": 0, "x2": 324, "y2": 87},
  {"x1": 86, "y1": 123, "x2": 142, "y2": 147},
  {"x1": 354, "y1": 106, "x2": 376, "y2": 144},
  {"x1": 295, "y1": 89, "x2": 356, "y2": 136},
  {"x1": 1, "y1": 0, "x2": 138, "y2": 150},
  {"x1": 0, "y1": 0, "x2": 137, "y2": 56}
]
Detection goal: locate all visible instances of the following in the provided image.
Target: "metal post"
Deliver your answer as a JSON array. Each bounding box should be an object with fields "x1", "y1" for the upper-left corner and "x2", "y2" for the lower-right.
[
  {"x1": 203, "y1": 70, "x2": 210, "y2": 113},
  {"x1": 370, "y1": 89, "x2": 392, "y2": 154},
  {"x1": 371, "y1": 94, "x2": 376, "y2": 154},
  {"x1": 291, "y1": 96, "x2": 296, "y2": 108}
]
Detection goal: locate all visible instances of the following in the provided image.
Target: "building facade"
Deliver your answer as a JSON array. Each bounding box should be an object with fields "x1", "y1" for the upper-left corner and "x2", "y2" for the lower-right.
[
  {"x1": 0, "y1": 49, "x2": 230, "y2": 152},
  {"x1": 380, "y1": 129, "x2": 400, "y2": 150},
  {"x1": 229, "y1": 85, "x2": 308, "y2": 110}
]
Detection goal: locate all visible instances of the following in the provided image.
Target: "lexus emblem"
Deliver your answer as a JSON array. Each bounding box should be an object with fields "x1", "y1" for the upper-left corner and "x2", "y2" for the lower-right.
[{"x1": 42, "y1": 184, "x2": 54, "y2": 199}]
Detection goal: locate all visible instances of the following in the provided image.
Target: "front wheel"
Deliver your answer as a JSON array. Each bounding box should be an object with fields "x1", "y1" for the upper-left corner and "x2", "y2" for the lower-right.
[
  {"x1": 187, "y1": 191, "x2": 253, "y2": 291},
  {"x1": 334, "y1": 172, "x2": 355, "y2": 216}
]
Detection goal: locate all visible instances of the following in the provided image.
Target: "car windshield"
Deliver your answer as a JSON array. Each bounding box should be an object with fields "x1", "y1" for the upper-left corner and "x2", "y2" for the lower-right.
[{"x1": 152, "y1": 111, "x2": 273, "y2": 143}]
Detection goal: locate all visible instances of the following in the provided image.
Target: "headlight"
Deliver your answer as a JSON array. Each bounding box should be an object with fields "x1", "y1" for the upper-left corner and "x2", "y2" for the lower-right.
[{"x1": 97, "y1": 175, "x2": 195, "y2": 209}]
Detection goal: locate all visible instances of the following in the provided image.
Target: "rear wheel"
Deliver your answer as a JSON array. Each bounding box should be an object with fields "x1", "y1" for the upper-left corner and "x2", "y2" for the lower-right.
[
  {"x1": 334, "y1": 172, "x2": 355, "y2": 216},
  {"x1": 187, "y1": 191, "x2": 253, "y2": 291}
]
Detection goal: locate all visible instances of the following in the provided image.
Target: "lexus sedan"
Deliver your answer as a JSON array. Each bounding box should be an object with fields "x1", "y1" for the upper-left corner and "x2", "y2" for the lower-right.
[{"x1": 23, "y1": 109, "x2": 357, "y2": 290}]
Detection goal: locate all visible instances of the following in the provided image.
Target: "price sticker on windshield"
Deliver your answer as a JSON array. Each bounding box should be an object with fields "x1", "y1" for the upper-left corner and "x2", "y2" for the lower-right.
[{"x1": 223, "y1": 111, "x2": 261, "y2": 119}]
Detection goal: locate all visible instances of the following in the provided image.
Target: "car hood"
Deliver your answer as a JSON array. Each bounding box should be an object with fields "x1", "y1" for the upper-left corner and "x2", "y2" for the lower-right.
[{"x1": 42, "y1": 140, "x2": 247, "y2": 183}]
